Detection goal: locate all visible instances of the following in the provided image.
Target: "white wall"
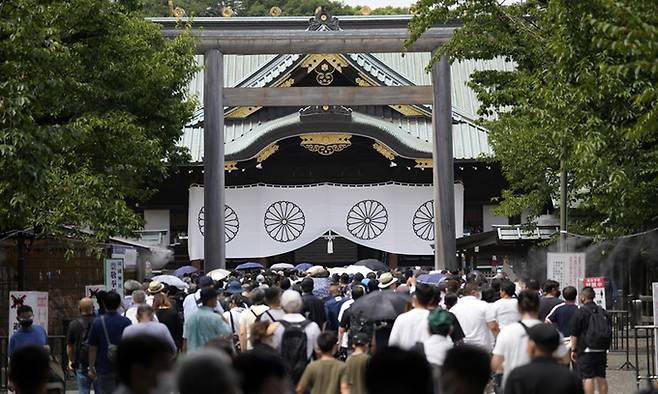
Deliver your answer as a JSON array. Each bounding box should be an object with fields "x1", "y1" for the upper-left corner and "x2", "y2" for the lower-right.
[
  {"x1": 144, "y1": 209, "x2": 170, "y2": 245},
  {"x1": 482, "y1": 204, "x2": 508, "y2": 232}
]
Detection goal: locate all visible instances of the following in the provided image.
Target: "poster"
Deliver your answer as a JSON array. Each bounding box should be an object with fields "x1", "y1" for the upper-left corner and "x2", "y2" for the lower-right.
[
  {"x1": 104, "y1": 258, "x2": 124, "y2": 294},
  {"x1": 85, "y1": 284, "x2": 106, "y2": 311},
  {"x1": 188, "y1": 183, "x2": 465, "y2": 259},
  {"x1": 547, "y1": 252, "x2": 586, "y2": 289},
  {"x1": 583, "y1": 277, "x2": 606, "y2": 309},
  {"x1": 8, "y1": 291, "x2": 49, "y2": 335}
]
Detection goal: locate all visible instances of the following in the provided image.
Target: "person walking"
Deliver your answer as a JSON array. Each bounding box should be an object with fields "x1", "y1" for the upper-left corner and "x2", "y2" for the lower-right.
[
  {"x1": 124, "y1": 290, "x2": 149, "y2": 325},
  {"x1": 388, "y1": 283, "x2": 435, "y2": 349},
  {"x1": 492, "y1": 290, "x2": 569, "y2": 390},
  {"x1": 488, "y1": 280, "x2": 520, "y2": 337},
  {"x1": 295, "y1": 331, "x2": 347, "y2": 394},
  {"x1": 450, "y1": 283, "x2": 494, "y2": 350},
  {"x1": 183, "y1": 276, "x2": 224, "y2": 321},
  {"x1": 122, "y1": 305, "x2": 177, "y2": 353},
  {"x1": 421, "y1": 308, "x2": 454, "y2": 368},
  {"x1": 546, "y1": 286, "x2": 579, "y2": 339},
  {"x1": 114, "y1": 334, "x2": 176, "y2": 394},
  {"x1": 224, "y1": 294, "x2": 246, "y2": 352},
  {"x1": 504, "y1": 324, "x2": 583, "y2": 394},
  {"x1": 301, "y1": 278, "x2": 326, "y2": 329},
  {"x1": 570, "y1": 286, "x2": 612, "y2": 394},
  {"x1": 8, "y1": 345, "x2": 51, "y2": 394},
  {"x1": 87, "y1": 291, "x2": 132, "y2": 394},
  {"x1": 239, "y1": 288, "x2": 270, "y2": 351},
  {"x1": 538, "y1": 280, "x2": 563, "y2": 321},
  {"x1": 66, "y1": 297, "x2": 97, "y2": 394},
  {"x1": 153, "y1": 291, "x2": 183, "y2": 350},
  {"x1": 9, "y1": 305, "x2": 48, "y2": 358},
  {"x1": 343, "y1": 333, "x2": 370, "y2": 394},
  {"x1": 262, "y1": 287, "x2": 286, "y2": 322},
  {"x1": 183, "y1": 287, "x2": 232, "y2": 353}
]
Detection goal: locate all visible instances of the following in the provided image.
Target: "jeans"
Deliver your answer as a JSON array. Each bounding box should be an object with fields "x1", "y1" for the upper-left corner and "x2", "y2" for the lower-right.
[
  {"x1": 96, "y1": 373, "x2": 117, "y2": 394},
  {"x1": 76, "y1": 368, "x2": 99, "y2": 394}
]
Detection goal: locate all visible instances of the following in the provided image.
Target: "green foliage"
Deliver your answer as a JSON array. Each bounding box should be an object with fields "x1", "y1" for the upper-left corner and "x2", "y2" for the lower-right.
[
  {"x1": 0, "y1": 0, "x2": 198, "y2": 242},
  {"x1": 408, "y1": 0, "x2": 658, "y2": 237},
  {"x1": 142, "y1": 0, "x2": 407, "y2": 17}
]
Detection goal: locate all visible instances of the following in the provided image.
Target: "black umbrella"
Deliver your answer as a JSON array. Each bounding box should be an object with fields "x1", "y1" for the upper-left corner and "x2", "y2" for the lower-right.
[
  {"x1": 348, "y1": 290, "x2": 410, "y2": 321},
  {"x1": 355, "y1": 258, "x2": 390, "y2": 272}
]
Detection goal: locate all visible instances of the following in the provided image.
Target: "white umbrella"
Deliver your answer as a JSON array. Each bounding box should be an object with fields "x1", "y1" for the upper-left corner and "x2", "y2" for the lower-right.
[
  {"x1": 328, "y1": 267, "x2": 347, "y2": 276},
  {"x1": 207, "y1": 268, "x2": 231, "y2": 281},
  {"x1": 345, "y1": 265, "x2": 374, "y2": 276},
  {"x1": 150, "y1": 274, "x2": 189, "y2": 290},
  {"x1": 306, "y1": 265, "x2": 327, "y2": 276},
  {"x1": 270, "y1": 263, "x2": 295, "y2": 271}
]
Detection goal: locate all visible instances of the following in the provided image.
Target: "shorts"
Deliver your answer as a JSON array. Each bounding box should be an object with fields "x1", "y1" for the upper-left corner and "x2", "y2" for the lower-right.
[{"x1": 577, "y1": 352, "x2": 607, "y2": 379}]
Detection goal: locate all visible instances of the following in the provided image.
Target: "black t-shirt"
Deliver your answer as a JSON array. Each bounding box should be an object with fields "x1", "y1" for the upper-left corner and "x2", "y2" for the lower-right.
[
  {"x1": 505, "y1": 357, "x2": 584, "y2": 394},
  {"x1": 155, "y1": 307, "x2": 183, "y2": 343},
  {"x1": 539, "y1": 297, "x2": 564, "y2": 321},
  {"x1": 66, "y1": 314, "x2": 95, "y2": 368},
  {"x1": 569, "y1": 302, "x2": 607, "y2": 354}
]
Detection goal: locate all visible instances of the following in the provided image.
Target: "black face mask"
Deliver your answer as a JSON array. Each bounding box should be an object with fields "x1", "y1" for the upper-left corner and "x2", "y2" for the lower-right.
[{"x1": 19, "y1": 318, "x2": 33, "y2": 328}]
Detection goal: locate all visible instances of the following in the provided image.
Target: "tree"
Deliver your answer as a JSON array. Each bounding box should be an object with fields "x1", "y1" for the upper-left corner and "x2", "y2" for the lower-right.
[
  {"x1": 0, "y1": 0, "x2": 198, "y2": 242},
  {"x1": 408, "y1": 0, "x2": 658, "y2": 237}
]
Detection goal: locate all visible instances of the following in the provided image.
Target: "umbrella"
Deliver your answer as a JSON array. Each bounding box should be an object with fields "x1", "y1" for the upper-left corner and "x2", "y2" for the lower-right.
[
  {"x1": 236, "y1": 262, "x2": 264, "y2": 271},
  {"x1": 417, "y1": 273, "x2": 446, "y2": 285},
  {"x1": 207, "y1": 268, "x2": 231, "y2": 281},
  {"x1": 270, "y1": 263, "x2": 295, "y2": 271},
  {"x1": 306, "y1": 265, "x2": 327, "y2": 276},
  {"x1": 150, "y1": 274, "x2": 189, "y2": 290},
  {"x1": 174, "y1": 265, "x2": 198, "y2": 277},
  {"x1": 328, "y1": 267, "x2": 347, "y2": 276},
  {"x1": 345, "y1": 265, "x2": 374, "y2": 276},
  {"x1": 294, "y1": 263, "x2": 313, "y2": 272},
  {"x1": 355, "y1": 259, "x2": 389, "y2": 272},
  {"x1": 349, "y1": 290, "x2": 410, "y2": 321},
  {"x1": 311, "y1": 277, "x2": 331, "y2": 299}
]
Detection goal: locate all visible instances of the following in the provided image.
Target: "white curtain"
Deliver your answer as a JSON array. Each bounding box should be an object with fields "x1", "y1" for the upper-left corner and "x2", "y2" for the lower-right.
[{"x1": 188, "y1": 183, "x2": 464, "y2": 259}]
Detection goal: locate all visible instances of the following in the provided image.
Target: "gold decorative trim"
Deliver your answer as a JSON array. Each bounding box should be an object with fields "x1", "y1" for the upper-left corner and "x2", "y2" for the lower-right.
[
  {"x1": 300, "y1": 134, "x2": 352, "y2": 156},
  {"x1": 373, "y1": 142, "x2": 396, "y2": 160},
  {"x1": 226, "y1": 106, "x2": 261, "y2": 119},
  {"x1": 391, "y1": 105, "x2": 430, "y2": 117},
  {"x1": 225, "y1": 161, "x2": 238, "y2": 171},
  {"x1": 277, "y1": 77, "x2": 295, "y2": 88},
  {"x1": 256, "y1": 144, "x2": 279, "y2": 163},
  {"x1": 302, "y1": 54, "x2": 348, "y2": 74},
  {"x1": 415, "y1": 159, "x2": 433, "y2": 169}
]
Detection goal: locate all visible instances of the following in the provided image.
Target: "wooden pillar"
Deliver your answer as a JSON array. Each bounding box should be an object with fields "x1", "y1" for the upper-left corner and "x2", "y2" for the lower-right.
[
  {"x1": 203, "y1": 49, "x2": 226, "y2": 271},
  {"x1": 388, "y1": 253, "x2": 399, "y2": 270},
  {"x1": 431, "y1": 55, "x2": 457, "y2": 271}
]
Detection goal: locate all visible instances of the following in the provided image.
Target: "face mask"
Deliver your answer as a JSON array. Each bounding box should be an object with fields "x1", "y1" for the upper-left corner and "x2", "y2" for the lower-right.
[{"x1": 19, "y1": 318, "x2": 33, "y2": 327}]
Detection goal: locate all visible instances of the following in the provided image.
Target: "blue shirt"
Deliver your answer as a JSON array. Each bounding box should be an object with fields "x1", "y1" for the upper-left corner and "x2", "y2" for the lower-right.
[
  {"x1": 87, "y1": 312, "x2": 131, "y2": 375},
  {"x1": 546, "y1": 302, "x2": 579, "y2": 337},
  {"x1": 8, "y1": 325, "x2": 48, "y2": 357},
  {"x1": 183, "y1": 306, "x2": 231, "y2": 353}
]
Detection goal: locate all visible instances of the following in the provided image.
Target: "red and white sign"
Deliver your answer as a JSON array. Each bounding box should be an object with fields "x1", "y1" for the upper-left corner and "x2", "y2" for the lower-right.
[
  {"x1": 8, "y1": 291, "x2": 49, "y2": 335},
  {"x1": 583, "y1": 277, "x2": 606, "y2": 309},
  {"x1": 547, "y1": 252, "x2": 586, "y2": 289}
]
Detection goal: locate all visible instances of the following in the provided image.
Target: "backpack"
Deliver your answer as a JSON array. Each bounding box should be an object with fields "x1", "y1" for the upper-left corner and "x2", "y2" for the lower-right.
[
  {"x1": 349, "y1": 312, "x2": 374, "y2": 346},
  {"x1": 584, "y1": 305, "x2": 612, "y2": 350},
  {"x1": 74, "y1": 317, "x2": 93, "y2": 368},
  {"x1": 279, "y1": 319, "x2": 312, "y2": 384},
  {"x1": 253, "y1": 309, "x2": 276, "y2": 322}
]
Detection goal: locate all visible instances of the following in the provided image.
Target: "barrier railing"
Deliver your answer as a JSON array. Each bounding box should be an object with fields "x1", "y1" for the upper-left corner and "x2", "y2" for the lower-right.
[
  {"x1": 608, "y1": 309, "x2": 635, "y2": 370},
  {"x1": 0, "y1": 335, "x2": 68, "y2": 391},
  {"x1": 633, "y1": 325, "x2": 658, "y2": 388}
]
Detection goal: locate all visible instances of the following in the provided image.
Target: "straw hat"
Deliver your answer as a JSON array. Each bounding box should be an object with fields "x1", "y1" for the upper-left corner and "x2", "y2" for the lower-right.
[{"x1": 147, "y1": 280, "x2": 165, "y2": 294}]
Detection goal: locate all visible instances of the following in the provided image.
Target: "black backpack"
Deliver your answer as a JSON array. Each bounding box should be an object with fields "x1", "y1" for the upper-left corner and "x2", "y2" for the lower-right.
[
  {"x1": 279, "y1": 319, "x2": 311, "y2": 383},
  {"x1": 584, "y1": 305, "x2": 612, "y2": 350},
  {"x1": 349, "y1": 312, "x2": 374, "y2": 346},
  {"x1": 74, "y1": 317, "x2": 93, "y2": 368}
]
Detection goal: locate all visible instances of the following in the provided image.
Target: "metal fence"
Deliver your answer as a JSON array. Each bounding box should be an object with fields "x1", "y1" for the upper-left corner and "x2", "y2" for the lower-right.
[
  {"x1": 0, "y1": 335, "x2": 68, "y2": 392},
  {"x1": 633, "y1": 325, "x2": 658, "y2": 389}
]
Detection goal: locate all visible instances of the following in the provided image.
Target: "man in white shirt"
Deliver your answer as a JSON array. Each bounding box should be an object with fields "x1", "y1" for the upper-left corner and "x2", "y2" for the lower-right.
[
  {"x1": 422, "y1": 308, "x2": 454, "y2": 367},
  {"x1": 450, "y1": 283, "x2": 494, "y2": 350},
  {"x1": 122, "y1": 305, "x2": 176, "y2": 353},
  {"x1": 492, "y1": 290, "x2": 569, "y2": 390},
  {"x1": 124, "y1": 290, "x2": 158, "y2": 324},
  {"x1": 239, "y1": 288, "x2": 269, "y2": 350},
  {"x1": 182, "y1": 276, "x2": 224, "y2": 321},
  {"x1": 261, "y1": 287, "x2": 286, "y2": 322},
  {"x1": 388, "y1": 283, "x2": 435, "y2": 349},
  {"x1": 488, "y1": 280, "x2": 520, "y2": 337},
  {"x1": 272, "y1": 290, "x2": 321, "y2": 361}
]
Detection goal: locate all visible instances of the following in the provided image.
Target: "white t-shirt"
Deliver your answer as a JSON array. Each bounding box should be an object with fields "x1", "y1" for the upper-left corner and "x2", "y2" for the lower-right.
[
  {"x1": 122, "y1": 321, "x2": 176, "y2": 353},
  {"x1": 422, "y1": 334, "x2": 453, "y2": 366},
  {"x1": 450, "y1": 296, "x2": 495, "y2": 350},
  {"x1": 490, "y1": 298, "x2": 520, "y2": 329},
  {"x1": 338, "y1": 299, "x2": 355, "y2": 348},
  {"x1": 239, "y1": 305, "x2": 270, "y2": 350},
  {"x1": 183, "y1": 289, "x2": 224, "y2": 321},
  {"x1": 388, "y1": 308, "x2": 431, "y2": 350},
  {"x1": 272, "y1": 313, "x2": 321, "y2": 360},
  {"x1": 124, "y1": 305, "x2": 158, "y2": 325},
  {"x1": 224, "y1": 307, "x2": 244, "y2": 336},
  {"x1": 493, "y1": 318, "x2": 569, "y2": 388}
]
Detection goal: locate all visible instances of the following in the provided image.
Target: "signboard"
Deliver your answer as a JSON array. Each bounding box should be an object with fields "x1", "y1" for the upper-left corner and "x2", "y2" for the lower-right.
[
  {"x1": 104, "y1": 258, "x2": 124, "y2": 294},
  {"x1": 85, "y1": 284, "x2": 106, "y2": 311},
  {"x1": 583, "y1": 277, "x2": 607, "y2": 309},
  {"x1": 547, "y1": 252, "x2": 586, "y2": 289},
  {"x1": 8, "y1": 291, "x2": 48, "y2": 335}
]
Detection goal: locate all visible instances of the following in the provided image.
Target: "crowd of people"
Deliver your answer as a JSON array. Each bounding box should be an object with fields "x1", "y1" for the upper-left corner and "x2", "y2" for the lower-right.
[{"x1": 7, "y1": 266, "x2": 617, "y2": 394}]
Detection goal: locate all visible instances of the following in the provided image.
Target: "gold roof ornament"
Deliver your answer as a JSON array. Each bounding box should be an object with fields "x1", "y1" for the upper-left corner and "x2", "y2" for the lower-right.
[
  {"x1": 373, "y1": 142, "x2": 396, "y2": 160},
  {"x1": 225, "y1": 161, "x2": 238, "y2": 172},
  {"x1": 270, "y1": 6, "x2": 282, "y2": 16},
  {"x1": 222, "y1": 6, "x2": 234, "y2": 17},
  {"x1": 256, "y1": 144, "x2": 279, "y2": 163},
  {"x1": 300, "y1": 134, "x2": 352, "y2": 156},
  {"x1": 360, "y1": 6, "x2": 372, "y2": 16},
  {"x1": 415, "y1": 159, "x2": 433, "y2": 169}
]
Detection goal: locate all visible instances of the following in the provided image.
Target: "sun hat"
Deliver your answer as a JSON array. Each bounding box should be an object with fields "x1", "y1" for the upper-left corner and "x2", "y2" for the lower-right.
[
  {"x1": 378, "y1": 272, "x2": 398, "y2": 289},
  {"x1": 147, "y1": 280, "x2": 165, "y2": 294},
  {"x1": 224, "y1": 280, "x2": 244, "y2": 295},
  {"x1": 198, "y1": 275, "x2": 214, "y2": 288}
]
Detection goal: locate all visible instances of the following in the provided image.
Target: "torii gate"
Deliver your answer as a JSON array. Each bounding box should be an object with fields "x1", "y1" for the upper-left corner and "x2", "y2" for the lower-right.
[{"x1": 158, "y1": 11, "x2": 458, "y2": 271}]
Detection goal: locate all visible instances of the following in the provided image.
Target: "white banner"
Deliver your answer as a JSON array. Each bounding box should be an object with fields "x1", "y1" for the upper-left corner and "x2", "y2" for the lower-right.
[
  {"x1": 104, "y1": 258, "x2": 124, "y2": 294},
  {"x1": 8, "y1": 291, "x2": 48, "y2": 335},
  {"x1": 188, "y1": 183, "x2": 464, "y2": 259},
  {"x1": 547, "y1": 252, "x2": 586, "y2": 289}
]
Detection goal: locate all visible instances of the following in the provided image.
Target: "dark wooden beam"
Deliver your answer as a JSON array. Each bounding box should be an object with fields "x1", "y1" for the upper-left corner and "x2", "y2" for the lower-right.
[{"x1": 223, "y1": 86, "x2": 433, "y2": 107}]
